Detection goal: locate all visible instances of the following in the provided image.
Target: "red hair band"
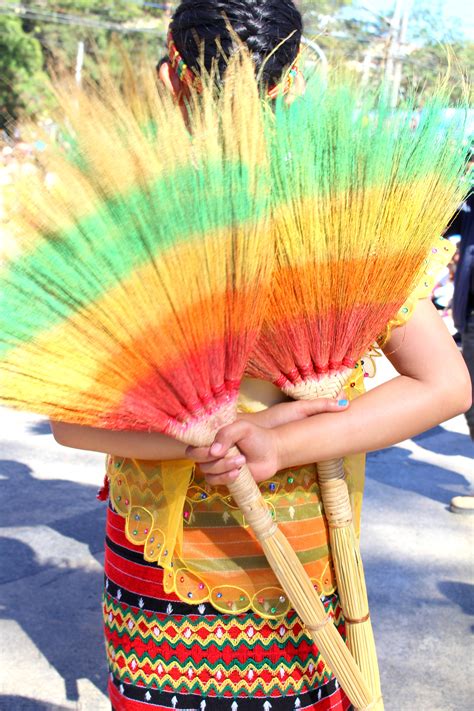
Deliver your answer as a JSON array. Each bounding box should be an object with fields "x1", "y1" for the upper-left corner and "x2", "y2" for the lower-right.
[
  {"x1": 167, "y1": 30, "x2": 300, "y2": 99},
  {"x1": 167, "y1": 30, "x2": 203, "y2": 93}
]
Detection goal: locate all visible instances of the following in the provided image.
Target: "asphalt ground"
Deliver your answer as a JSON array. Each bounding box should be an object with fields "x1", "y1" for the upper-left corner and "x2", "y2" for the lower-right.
[{"x1": 0, "y1": 355, "x2": 473, "y2": 711}]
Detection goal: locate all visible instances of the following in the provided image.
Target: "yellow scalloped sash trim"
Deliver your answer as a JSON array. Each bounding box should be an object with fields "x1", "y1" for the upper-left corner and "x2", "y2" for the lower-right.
[
  {"x1": 378, "y1": 236, "x2": 455, "y2": 347},
  {"x1": 108, "y1": 455, "x2": 342, "y2": 618},
  {"x1": 106, "y1": 364, "x2": 370, "y2": 619}
]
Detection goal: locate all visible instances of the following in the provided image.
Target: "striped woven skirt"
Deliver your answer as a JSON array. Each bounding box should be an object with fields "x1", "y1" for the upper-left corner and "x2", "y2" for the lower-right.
[{"x1": 104, "y1": 506, "x2": 353, "y2": 711}]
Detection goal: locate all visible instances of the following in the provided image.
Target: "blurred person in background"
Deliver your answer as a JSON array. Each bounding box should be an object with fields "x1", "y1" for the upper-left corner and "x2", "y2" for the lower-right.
[{"x1": 446, "y1": 147, "x2": 474, "y2": 513}]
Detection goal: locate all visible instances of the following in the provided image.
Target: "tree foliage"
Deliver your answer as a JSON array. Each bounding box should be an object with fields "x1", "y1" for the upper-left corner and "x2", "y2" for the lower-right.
[
  {"x1": 0, "y1": 14, "x2": 50, "y2": 129},
  {"x1": 403, "y1": 42, "x2": 474, "y2": 102},
  {"x1": 19, "y1": 0, "x2": 168, "y2": 75},
  {"x1": 0, "y1": 0, "x2": 169, "y2": 129},
  {"x1": 301, "y1": 1, "x2": 473, "y2": 103}
]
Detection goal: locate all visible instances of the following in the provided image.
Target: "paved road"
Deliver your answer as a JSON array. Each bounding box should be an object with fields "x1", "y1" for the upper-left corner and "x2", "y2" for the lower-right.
[{"x1": 0, "y1": 358, "x2": 473, "y2": 710}]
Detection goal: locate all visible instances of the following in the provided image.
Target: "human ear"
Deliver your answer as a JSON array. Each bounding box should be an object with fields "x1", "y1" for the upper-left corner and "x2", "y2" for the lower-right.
[
  {"x1": 286, "y1": 71, "x2": 306, "y2": 105},
  {"x1": 158, "y1": 60, "x2": 182, "y2": 100},
  {"x1": 158, "y1": 59, "x2": 190, "y2": 123}
]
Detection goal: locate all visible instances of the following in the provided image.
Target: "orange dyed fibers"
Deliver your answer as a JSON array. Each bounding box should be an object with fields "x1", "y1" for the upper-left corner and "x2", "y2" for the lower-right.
[{"x1": 267, "y1": 250, "x2": 428, "y2": 324}]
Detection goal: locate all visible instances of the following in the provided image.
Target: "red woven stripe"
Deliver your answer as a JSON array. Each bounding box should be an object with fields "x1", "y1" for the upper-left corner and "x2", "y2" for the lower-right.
[
  {"x1": 105, "y1": 510, "x2": 181, "y2": 601},
  {"x1": 105, "y1": 548, "x2": 176, "y2": 600},
  {"x1": 105, "y1": 620, "x2": 319, "y2": 668},
  {"x1": 316, "y1": 689, "x2": 352, "y2": 711},
  {"x1": 106, "y1": 611, "x2": 307, "y2": 644},
  {"x1": 107, "y1": 508, "x2": 158, "y2": 554},
  {"x1": 132, "y1": 664, "x2": 315, "y2": 688}
]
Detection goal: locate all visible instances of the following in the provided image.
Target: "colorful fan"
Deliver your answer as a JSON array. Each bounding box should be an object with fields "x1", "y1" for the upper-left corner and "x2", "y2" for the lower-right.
[
  {"x1": 0, "y1": 62, "x2": 374, "y2": 708},
  {"x1": 248, "y1": 77, "x2": 469, "y2": 709}
]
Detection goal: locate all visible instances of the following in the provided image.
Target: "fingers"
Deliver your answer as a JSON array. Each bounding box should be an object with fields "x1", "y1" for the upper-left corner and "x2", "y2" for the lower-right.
[
  {"x1": 197, "y1": 454, "x2": 246, "y2": 488},
  {"x1": 198, "y1": 447, "x2": 247, "y2": 486},
  {"x1": 203, "y1": 470, "x2": 241, "y2": 486},
  {"x1": 299, "y1": 397, "x2": 349, "y2": 416},
  {"x1": 199, "y1": 454, "x2": 246, "y2": 476},
  {"x1": 209, "y1": 421, "x2": 252, "y2": 457},
  {"x1": 185, "y1": 443, "x2": 246, "y2": 483},
  {"x1": 186, "y1": 423, "x2": 252, "y2": 487},
  {"x1": 185, "y1": 445, "x2": 213, "y2": 462}
]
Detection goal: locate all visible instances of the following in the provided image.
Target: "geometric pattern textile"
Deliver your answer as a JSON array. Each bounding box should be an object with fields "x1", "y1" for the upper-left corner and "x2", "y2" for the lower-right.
[{"x1": 104, "y1": 506, "x2": 353, "y2": 711}]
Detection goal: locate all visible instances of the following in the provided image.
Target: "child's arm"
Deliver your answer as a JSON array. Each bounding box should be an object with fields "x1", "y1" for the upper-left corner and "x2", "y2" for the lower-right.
[
  {"x1": 190, "y1": 299, "x2": 472, "y2": 485},
  {"x1": 50, "y1": 396, "x2": 349, "y2": 460},
  {"x1": 50, "y1": 422, "x2": 189, "y2": 460}
]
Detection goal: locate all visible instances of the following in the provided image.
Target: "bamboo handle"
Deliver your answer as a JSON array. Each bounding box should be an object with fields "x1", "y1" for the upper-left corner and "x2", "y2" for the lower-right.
[
  {"x1": 226, "y1": 448, "x2": 278, "y2": 540},
  {"x1": 317, "y1": 459, "x2": 352, "y2": 528},
  {"x1": 317, "y1": 459, "x2": 369, "y2": 618},
  {"x1": 281, "y1": 376, "x2": 383, "y2": 708},
  {"x1": 226, "y1": 456, "x2": 374, "y2": 710},
  {"x1": 317, "y1": 458, "x2": 384, "y2": 710}
]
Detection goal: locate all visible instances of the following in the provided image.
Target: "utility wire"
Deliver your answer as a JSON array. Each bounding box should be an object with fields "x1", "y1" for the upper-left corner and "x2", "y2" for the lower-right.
[
  {"x1": 0, "y1": 0, "x2": 171, "y2": 17},
  {"x1": 0, "y1": 3, "x2": 165, "y2": 33},
  {"x1": 116, "y1": 1, "x2": 172, "y2": 8}
]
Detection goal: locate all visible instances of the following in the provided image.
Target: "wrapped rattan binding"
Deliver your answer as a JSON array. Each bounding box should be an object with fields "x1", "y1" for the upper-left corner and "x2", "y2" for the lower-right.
[
  {"x1": 226, "y1": 459, "x2": 375, "y2": 710},
  {"x1": 281, "y1": 375, "x2": 384, "y2": 711},
  {"x1": 318, "y1": 458, "x2": 384, "y2": 710},
  {"x1": 184, "y1": 411, "x2": 374, "y2": 710}
]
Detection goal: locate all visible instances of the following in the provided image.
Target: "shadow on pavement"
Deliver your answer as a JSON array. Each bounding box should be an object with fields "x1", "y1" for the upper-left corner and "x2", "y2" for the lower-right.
[
  {"x1": 438, "y1": 580, "x2": 474, "y2": 617},
  {"x1": 0, "y1": 459, "x2": 108, "y2": 702},
  {"x1": 365, "y1": 556, "x2": 474, "y2": 611},
  {"x1": 0, "y1": 459, "x2": 104, "y2": 535},
  {"x1": 0, "y1": 538, "x2": 43, "y2": 584},
  {"x1": 0, "y1": 697, "x2": 71, "y2": 710},
  {"x1": 366, "y1": 445, "x2": 471, "y2": 506},
  {"x1": 413, "y1": 425, "x2": 473, "y2": 456},
  {"x1": 28, "y1": 420, "x2": 52, "y2": 436}
]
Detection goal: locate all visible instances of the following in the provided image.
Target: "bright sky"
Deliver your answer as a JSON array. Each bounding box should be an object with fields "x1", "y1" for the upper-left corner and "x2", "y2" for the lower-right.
[{"x1": 356, "y1": 0, "x2": 474, "y2": 40}]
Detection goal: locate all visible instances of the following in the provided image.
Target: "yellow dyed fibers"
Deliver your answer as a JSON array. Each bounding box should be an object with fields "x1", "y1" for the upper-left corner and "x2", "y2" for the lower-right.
[
  {"x1": 8, "y1": 53, "x2": 267, "y2": 258},
  {"x1": 268, "y1": 173, "x2": 466, "y2": 331},
  {"x1": 8, "y1": 89, "x2": 185, "y2": 252},
  {"x1": 0, "y1": 51, "x2": 272, "y2": 428},
  {"x1": 0, "y1": 218, "x2": 268, "y2": 423}
]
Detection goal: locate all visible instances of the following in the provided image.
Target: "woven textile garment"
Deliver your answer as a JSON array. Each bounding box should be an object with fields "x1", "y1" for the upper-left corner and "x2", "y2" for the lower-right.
[{"x1": 104, "y1": 506, "x2": 352, "y2": 711}]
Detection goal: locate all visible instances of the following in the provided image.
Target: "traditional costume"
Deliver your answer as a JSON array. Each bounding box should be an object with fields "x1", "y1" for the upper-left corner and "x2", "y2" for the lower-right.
[{"x1": 103, "y1": 243, "x2": 453, "y2": 711}]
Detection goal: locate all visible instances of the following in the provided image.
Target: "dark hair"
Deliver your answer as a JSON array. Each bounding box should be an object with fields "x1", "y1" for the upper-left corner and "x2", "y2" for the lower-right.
[{"x1": 170, "y1": 1, "x2": 303, "y2": 86}]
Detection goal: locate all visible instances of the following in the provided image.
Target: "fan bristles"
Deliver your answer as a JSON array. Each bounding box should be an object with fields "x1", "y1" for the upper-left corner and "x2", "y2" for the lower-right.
[
  {"x1": 248, "y1": 76, "x2": 469, "y2": 386},
  {"x1": 1, "y1": 64, "x2": 469, "y2": 426},
  {"x1": 0, "y1": 52, "x2": 274, "y2": 436}
]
